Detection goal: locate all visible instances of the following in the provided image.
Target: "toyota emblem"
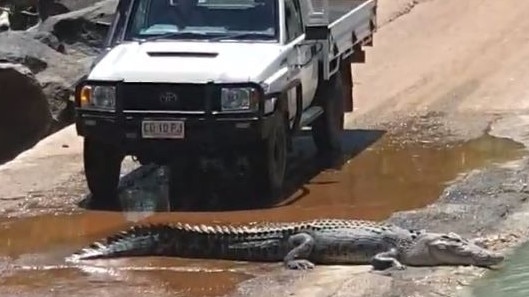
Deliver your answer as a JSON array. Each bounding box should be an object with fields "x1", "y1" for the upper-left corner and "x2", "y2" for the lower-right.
[{"x1": 159, "y1": 91, "x2": 178, "y2": 104}]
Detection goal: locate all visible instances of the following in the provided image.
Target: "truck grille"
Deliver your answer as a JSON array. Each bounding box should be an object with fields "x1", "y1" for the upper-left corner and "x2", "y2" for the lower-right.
[{"x1": 121, "y1": 83, "x2": 218, "y2": 111}]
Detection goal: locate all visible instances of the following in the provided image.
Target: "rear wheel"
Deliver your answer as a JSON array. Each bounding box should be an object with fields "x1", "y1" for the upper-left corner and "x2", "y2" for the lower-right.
[
  {"x1": 250, "y1": 113, "x2": 288, "y2": 199},
  {"x1": 312, "y1": 70, "x2": 345, "y2": 157},
  {"x1": 83, "y1": 138, "x2": 124, "y2": 209}
]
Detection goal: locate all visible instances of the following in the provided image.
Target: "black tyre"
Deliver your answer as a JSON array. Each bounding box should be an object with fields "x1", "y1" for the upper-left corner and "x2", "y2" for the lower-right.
[
  {"x1": 251, "y1": 113, "x2": 288, "y2": 199},
  {"x1": 83, "y1": 138, "x2": 123, "y2": 208},
  {"x1": 312, "y1": 70, "x2": 345, "y2": 155}
]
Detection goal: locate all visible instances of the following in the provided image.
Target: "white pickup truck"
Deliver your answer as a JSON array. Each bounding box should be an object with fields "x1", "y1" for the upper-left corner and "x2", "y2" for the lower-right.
[{"x1": 74, "y1": 0, "x2": 378, "y2": 208}]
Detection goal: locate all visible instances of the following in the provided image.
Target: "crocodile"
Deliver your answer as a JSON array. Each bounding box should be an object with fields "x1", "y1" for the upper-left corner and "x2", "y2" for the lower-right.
[{"x1": 66, "y1": 219, "x2": 504, "y2": 270}]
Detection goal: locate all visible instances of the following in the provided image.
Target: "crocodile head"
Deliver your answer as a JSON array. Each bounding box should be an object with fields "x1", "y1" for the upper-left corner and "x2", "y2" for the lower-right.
[{"x1": 403, "y1": 232, "x2": 504, "y2": 267}]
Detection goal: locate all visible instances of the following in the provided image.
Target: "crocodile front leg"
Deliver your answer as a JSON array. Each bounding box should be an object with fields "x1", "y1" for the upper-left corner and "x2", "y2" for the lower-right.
[
  {"x1": 283, "y1": 233, "x2": 315, "y2": 270},
  {"x1": 371, "y1": 248, "x2": 406, "y2": 271}
]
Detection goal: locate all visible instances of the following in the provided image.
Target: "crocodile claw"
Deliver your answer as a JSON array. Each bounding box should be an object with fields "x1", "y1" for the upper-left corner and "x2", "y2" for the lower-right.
[
  {"x1": 286, "y1": 259, "x2": 315, "y2": 270},
  {"x1": 369, "y1": 264, "x2": 407, "y2": 277},
  {"x1": 393, "y1": 263, "x2": 407, "y2": 270}
]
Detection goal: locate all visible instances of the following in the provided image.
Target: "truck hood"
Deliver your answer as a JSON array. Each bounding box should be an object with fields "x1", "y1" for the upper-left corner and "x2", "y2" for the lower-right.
[{"x1": 88, "y1": 41, "x2": 285, "y2": 84}]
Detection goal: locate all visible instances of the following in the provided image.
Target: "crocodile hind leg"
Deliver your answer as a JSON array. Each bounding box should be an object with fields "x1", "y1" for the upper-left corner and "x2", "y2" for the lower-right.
[
  {"x1": 283, "y1": 233, "x2": 315, "y2": 270},
  {"x1": 370, "y1": 248, "x2": 406, "y2": 271}
]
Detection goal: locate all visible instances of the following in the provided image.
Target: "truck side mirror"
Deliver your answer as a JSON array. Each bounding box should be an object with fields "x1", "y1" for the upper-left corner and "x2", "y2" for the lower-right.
[{"x1": 304, "y1": 25, "x2": 329, "y2": 41}]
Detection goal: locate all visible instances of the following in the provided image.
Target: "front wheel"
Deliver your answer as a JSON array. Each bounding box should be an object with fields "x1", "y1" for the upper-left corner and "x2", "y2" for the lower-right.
[
  {"x1": 83, "y1": 138, "x2": 124, "y2": 209},
  {"x1": 250, "y1": 113, "x2": 288, "y2": 199}
]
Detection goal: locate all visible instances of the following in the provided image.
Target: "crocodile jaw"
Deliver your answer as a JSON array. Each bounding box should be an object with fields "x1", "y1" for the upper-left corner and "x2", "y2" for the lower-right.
[{"x1": 403, "y1": 232, "x2": 504, "y2": 267}]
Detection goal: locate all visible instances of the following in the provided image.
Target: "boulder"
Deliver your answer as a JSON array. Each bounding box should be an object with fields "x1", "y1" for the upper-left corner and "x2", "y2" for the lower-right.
[
  {"x1": 0, "y1": 0, "x2": 69, "y2": 30},
  {"x1": 55, "y1": 0, "x2": 105, "y2": 13},
  {"x1": 0, "y1": 0, "x2": 117, "y2": 163},
  {"x1": 34, "y1": 0, "x2": 117, "y2": 56},
  {"x1": 0, "y1": 31, "x2": 92, "y2": 127},
  {"x1": 31, "y1": 30, "x2": 65, "y2": 53},
  {"x1": 0, "y1": 63, "x2": 52, "y2": 163},
  {"x1": 0, "y1": 32, "x2": 49, "y2": 73}
]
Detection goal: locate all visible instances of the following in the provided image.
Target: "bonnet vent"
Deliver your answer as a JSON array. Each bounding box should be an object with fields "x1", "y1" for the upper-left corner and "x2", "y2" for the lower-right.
[{"x1": 147, "y1": 51, "x2": 219, "y2": 58}]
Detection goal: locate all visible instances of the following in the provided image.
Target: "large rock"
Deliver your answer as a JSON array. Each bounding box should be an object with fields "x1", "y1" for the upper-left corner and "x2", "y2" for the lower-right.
[
  {"x1": 34, "y1": 0, "x2": 117, "y2": 56},
  {"x1": 0, "y1": 0, "x2": 69, "y2": 30},
  {"x1": 0, "y1": 31, "x2": 50, "y2": 73},
  {"x1": 0, "y1": 0, "x2": 117, "y2": 164},
  {"x1": 0, "y1": 63, "x2": 52, "y2": 163},
  {"x1": 55, "y1": 0, "x2": 105, "y2": 12},
  {"x1": 0, "y1": 31, "x2": 92, "y2": 128},
  {"x1": 2, "y1": 0, "x2": 104, "y2": 18}
]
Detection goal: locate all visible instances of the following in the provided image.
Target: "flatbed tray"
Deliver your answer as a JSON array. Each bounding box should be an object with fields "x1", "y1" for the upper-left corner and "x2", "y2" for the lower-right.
[{"x1": 329, "y1": 0, "x2": 370, "y2": 24}]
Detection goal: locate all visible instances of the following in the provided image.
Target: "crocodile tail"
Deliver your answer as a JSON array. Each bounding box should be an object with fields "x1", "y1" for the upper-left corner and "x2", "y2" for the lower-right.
[
  {"x1": 66, "y1": 222, "x2": 290, "y2": 263},
  {"x1": 66, "y1": 224, "x2": 175, "y2": 262}
]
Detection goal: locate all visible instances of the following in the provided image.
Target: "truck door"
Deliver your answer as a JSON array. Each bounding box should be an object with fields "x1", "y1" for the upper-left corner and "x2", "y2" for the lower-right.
[{"x1": 284, "y1": 0, "x2": 318, "y2": 113}]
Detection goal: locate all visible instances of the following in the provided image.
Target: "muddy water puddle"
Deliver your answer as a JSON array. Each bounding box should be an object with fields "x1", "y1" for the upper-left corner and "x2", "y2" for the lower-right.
[
  {"x1": 0, "y1": 132, "x2": 525, "y2": 297},
  {"x1": 119, "y1": 132, "x2": 526, "y2": 222},
  {"x1": 0, "y1": 264, "x2": 253, "y2": 297},
  {"x1": 0, "y1": 212, "x2": 259, "y2": 297}
]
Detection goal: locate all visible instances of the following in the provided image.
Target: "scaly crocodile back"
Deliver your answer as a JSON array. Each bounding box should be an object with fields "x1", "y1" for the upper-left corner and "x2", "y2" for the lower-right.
[{"x1": 66, "y1": 219, "x2": 409, "y2": 263}]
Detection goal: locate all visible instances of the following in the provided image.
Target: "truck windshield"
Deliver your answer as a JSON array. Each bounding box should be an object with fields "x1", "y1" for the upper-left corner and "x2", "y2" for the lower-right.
[{"x1": 124, "y1": 0, "x2": 278, "y2": 41}]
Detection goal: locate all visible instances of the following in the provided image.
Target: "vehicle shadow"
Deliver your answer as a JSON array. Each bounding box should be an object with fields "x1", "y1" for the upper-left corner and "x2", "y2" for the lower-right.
[
  {"x1": 262, "y1": 128, "x2": 387, "y2": 210},
  {"x1": 78, "y1": 128, "x2": 386, "y2": 212}
]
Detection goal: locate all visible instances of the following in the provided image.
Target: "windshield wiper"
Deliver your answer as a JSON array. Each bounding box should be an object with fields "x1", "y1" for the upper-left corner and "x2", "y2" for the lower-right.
[
  {"x1": 135, "y1": 31, "x2": 212, "y2": 43},
  {"x1": 209, "y1": 32, "x2": 275, "y2": 41}
]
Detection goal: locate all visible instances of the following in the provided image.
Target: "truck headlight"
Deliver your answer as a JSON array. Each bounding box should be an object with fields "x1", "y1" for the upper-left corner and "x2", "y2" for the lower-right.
[
  {"x1": 79, "y1": 85, "x2": 116, "y2": 110},
  {"x1": 220, "y1": 87, "x2": 259, "y2": 112}
]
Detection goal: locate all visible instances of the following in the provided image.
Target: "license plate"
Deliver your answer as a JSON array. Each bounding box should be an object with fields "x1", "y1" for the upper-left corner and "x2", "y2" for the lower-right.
[{"x1": 141, "y1": 120, "x2": 184, "y2": 139}]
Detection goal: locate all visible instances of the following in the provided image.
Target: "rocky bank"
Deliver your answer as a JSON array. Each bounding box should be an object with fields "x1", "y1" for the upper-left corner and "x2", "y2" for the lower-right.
[{"x1": 0, "y1": 0, "x2": 116, "y2": 164}]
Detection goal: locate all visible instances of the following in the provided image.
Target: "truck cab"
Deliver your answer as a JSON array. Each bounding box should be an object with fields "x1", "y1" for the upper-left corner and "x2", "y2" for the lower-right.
[{"x1": 74, "y1": 0, "x2": 377, "y2": 209}]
